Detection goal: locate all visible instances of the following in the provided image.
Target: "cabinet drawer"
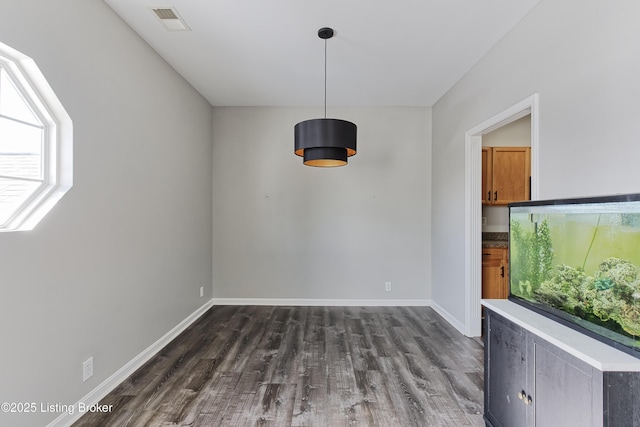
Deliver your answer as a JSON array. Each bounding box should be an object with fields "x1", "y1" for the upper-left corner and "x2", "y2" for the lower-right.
[{"x1": 482, "y1": 247, "x2": 506, "y2": 262}]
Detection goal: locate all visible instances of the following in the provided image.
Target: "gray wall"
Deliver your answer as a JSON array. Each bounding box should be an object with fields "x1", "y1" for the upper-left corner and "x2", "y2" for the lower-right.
[
  {"x1": 432, "y1": 0, "x2": 640, "y2": 323},
  {"x1": 0, "y1": 1, "x2": 212, "y2": 426},
  {"x1": 212, "y1": 107, "x2": 431, "y2": 301},
  {"x1": 482, "y1": 115, "x2": 530, "y2": 147}
]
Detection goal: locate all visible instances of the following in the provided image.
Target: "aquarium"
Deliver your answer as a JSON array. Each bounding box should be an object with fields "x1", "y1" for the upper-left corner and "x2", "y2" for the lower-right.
[{"x1": 509, "y1": 193, "x2": 640, "y2": 357}]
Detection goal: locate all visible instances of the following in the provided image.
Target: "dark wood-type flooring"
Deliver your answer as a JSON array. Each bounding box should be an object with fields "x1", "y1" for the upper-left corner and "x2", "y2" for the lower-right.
[{"x1": 73, "y1": 306, "x2": 484, "y2": 426}]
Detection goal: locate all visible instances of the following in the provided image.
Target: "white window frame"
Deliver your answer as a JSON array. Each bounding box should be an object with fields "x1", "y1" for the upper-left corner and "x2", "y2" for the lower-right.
[{"x1": 0, "y1": 41, "x2": 72, "y2": 232}]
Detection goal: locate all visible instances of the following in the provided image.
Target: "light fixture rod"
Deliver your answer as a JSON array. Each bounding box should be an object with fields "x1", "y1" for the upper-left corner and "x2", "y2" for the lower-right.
[
  {"x1": 317, "y1": 27, "x2": 333, "y2": 118},
  {"x1": 324, "y1": 37, "x2": 327, "y2": 119}
]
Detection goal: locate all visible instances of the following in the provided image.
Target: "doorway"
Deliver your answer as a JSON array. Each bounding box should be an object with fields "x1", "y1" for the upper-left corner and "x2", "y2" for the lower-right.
[{"x1": 463, "y1": 94, "x2": 539, "y2": 336}]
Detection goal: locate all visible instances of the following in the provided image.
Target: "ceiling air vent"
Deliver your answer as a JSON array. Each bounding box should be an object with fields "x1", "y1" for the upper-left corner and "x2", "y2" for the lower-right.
[{"x1": 151, "y1": 7, "x2": 191, "y2": 32}]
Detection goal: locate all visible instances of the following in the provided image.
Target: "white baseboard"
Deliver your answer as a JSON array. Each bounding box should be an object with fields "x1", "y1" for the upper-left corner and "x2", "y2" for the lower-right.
[
  {"x1": 430, "y1": 301, "x2": 466, "y2": 335},
  {"x1": 46, "y1": 299, "x2": 216, "y2": 427},
  {"x1": 211, "y1": 298, "x2": 432, "y2": 307}
]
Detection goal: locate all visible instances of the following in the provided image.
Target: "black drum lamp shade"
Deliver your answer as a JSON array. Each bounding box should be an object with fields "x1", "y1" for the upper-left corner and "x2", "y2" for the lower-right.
[
  {"x1": 294, "y1": 118, "x2": 357, "y2": 167},
  {"x1": 294, "y1": 28, "x2": 357, "y2": 167}
]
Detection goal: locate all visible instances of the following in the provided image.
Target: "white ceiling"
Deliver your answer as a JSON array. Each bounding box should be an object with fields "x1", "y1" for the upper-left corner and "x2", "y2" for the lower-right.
[{"x1": 103, "y1": 0, "x2": 541, "y2": 107}]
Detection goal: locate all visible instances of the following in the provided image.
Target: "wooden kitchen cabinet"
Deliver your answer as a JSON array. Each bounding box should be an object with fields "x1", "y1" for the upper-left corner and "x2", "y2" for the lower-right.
[
  {"x1": 482, "y1": 247, "x2": 508, "y2": 299},
  {"x1": 482, "y1": 146, "x2": 493, "y2": 204},
  {"x1": 482, "y1": 146, "x2": 530, "y2": 205}
]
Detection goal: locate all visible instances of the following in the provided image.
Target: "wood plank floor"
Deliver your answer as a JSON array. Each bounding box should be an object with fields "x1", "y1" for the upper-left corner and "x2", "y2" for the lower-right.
[{"x1": 73, "y1": 306, "x2": 484, "y2": 427}]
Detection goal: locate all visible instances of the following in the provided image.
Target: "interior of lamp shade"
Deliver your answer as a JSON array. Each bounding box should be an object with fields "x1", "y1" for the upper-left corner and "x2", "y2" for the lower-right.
[{"x1": 303, "y1": 146, "x2": 348, "y2": 167}]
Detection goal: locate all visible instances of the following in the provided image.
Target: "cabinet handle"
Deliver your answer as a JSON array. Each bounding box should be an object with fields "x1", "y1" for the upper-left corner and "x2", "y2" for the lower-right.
[
  {"x1": 494, "y1": 191, "x2": 498, "y2": 201},
  {"x1": 500, "y1": 266, "x2": 505, "y2": 277},
  {"x1": 517, "y1": 391, "x2": 533, "y2": 405},
  {"x1": 488, "y1": 191, "x2": 491, "y2": 201},
  {"x1": 483, "y1": 253, "x2": 491, "y2": 256}
]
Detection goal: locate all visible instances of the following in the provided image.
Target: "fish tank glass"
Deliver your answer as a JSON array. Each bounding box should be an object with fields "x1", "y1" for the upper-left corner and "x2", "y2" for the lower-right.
[{"x1": 509, "y1": 193, "x2": 640, "y2": 357}]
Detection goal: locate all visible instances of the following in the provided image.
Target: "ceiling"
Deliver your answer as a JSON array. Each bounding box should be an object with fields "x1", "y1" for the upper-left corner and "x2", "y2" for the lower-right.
[{"x1": 103, "y1": 0, "x2": 541, "y2": 107}]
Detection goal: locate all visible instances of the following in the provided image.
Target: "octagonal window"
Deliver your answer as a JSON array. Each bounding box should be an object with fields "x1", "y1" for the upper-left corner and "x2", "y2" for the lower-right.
[{"x1": 0, "y1": 42, "x2": 72, "y2": 231}]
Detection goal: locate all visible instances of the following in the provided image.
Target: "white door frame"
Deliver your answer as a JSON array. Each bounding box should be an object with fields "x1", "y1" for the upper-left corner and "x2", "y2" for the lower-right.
[{"x1": 463, "y1": 93, "x2": 539, "y2": 336}]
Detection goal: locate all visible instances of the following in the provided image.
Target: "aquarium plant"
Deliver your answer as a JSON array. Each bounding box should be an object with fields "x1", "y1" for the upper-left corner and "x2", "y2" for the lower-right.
[
  {"x1": 532, "y1": 257, "x2": 640, "y2": 338},
  {"x1": 510, "y1": 218, "x2": 554, "y2": 298}
]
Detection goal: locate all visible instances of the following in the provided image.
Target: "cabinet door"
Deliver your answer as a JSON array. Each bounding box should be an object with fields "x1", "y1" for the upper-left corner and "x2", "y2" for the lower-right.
[
  {"x1": 533, "y1": 337, "x2": 597, "y2": 427},
  {"x1": 485, "y1": 311, "x2": 530, "y2": 427},
  {"x1": 482, "y1": 248, "x2": 508, "y2": 299},
  {"x1": 482, "y1": 147, "x2": 493, "y2": 204},
  {"x1": 603, "y1": 371, "x2": 640, "y2": 427},
  {"x1": 491, "y1": 147, "x2": 530, "y2": 205}
]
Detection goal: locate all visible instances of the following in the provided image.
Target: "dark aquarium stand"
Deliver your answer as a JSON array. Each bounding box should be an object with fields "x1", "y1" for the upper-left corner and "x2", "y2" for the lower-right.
[{"x1": 483, "y1": 300, "x2": 640, "y2": 427}]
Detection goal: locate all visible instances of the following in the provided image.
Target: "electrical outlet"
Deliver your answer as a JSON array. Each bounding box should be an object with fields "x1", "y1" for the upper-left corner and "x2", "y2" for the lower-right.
[
  {"x1": 482, "y1": 216, "x2": 487, "y2": 226},
  {"x1": 385, "y1": 281, "x2": 392, "y2": 292},
  {"x1": 82, "y1": 357, "x2": 93, "y2": 382},
  {"x1": 200, "y1": 286, "x2": 204, "y2": 297}
]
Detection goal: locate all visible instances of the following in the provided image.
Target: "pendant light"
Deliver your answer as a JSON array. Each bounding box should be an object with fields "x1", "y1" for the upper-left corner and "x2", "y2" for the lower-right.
[{"x1": 294, "y1": 27, "x2": 357, "y2": 167}]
